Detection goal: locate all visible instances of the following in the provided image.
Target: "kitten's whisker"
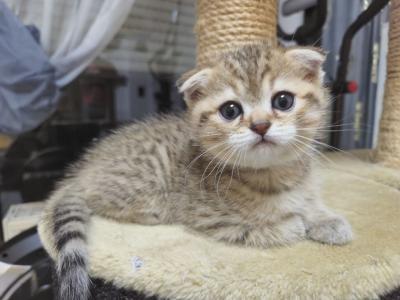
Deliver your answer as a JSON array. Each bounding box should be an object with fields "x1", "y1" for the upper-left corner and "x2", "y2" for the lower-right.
[
  {"x1": 298, "y1": 129, "x2": 357, "y2": 133},
  {"x1": 288, "y1": 142, "x2": 307, "y2": 169},
  {"x1": 184, "y1": 141, "x2": 227, "y2": 176},
  {"x1": 216, "y1": 147, "x2": 237, "y2": 200},
  {"x1": 295, "y1": 134, "x2": 355, "y2": 158},
  {"x1": 201, "y1": 130, "x2": 222, "y2": 134},
  {"x1": 186, "y1": 143, "x2": 229, "y2": 187},
  {"x1": 292, "y1": 137, "x2": 336, "y2": 166},
  {"x1": 296, "y1": 125, "x2": 354, "y2": 131},
  {"x1": 209, "y1": 147, "x2": 235, "y2": 199},
  {"x1": 224, "y1": 148, "x2": 241, "y2": 197},
  {"x1": 200, "y1": 133, "x2": 223, "y2": 137},
  {"x1": 232, "y1": 147, "x2": 244, "y2": 182},
  {"x1": 296, "y1": 123, "x2": 356, "y2": 129},
  {"x1": 214, "y1": 146, "x2": 236, "y2": 184},
  {"x1": 289, "y1": 140, "x2": 316, "y2": 164},
  {"x1": 236, "y1": 148, "x2": 246, "y2": 179},
  {"x1": 311, "y1": 36, "x2": 322, "y2": 47},
  {"x1": 295, "y1": 124, "x2": 369, "y2": 133},
  {"x1": 199, "y1": 145, "x2": 233, "y2": 188},
  {"x1": 291, "y1": 140, "x2": 326, "y2": 167},
  {"x1": 214, "y1": 146, "x2": 234, "y2": 174}
]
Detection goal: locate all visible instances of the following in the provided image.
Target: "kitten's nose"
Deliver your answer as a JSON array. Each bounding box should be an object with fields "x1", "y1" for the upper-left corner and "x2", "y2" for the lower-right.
[{"x1": 250, "y1": 121, "x2": 271, "y2": 136}]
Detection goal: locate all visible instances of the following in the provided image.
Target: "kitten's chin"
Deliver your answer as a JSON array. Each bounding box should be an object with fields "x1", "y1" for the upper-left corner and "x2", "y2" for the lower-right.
[
  {"x1": 236, "y1": 145, "x2": 296, "y2": 169},
  {"x1": 252, "y1": 139, "x2": 278, "y2": 148}
]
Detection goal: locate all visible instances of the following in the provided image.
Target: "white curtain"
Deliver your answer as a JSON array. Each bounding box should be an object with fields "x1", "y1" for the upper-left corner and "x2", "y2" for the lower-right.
[{"x1": 5, "y1": 0, "x2": 135, "y2": 87}]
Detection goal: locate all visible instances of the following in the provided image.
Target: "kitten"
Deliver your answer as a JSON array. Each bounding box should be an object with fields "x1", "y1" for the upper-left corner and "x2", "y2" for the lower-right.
[{"x1": 40, "y1": 41, "x2": 352, "y2": 300}]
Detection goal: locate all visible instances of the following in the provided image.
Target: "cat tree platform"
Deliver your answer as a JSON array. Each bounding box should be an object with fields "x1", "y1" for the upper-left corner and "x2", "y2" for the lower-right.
[{"x1": 39, "y1": 153, "x2": 400, "y2": 300}]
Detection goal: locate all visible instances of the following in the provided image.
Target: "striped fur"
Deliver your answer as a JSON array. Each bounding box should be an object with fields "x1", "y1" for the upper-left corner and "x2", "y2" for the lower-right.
[
  {"x1": 44, "y1": 184, "x2": 91, "y2": 300},
  {"x1": 41, "y1": 42, "x2": 352, "y2": 300}
]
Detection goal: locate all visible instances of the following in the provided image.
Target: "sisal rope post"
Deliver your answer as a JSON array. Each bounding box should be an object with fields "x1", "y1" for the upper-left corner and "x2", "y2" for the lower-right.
[
  {"x1": 375, "y1": 1, "x2": 400, "y2": 168},
  {"x1": 195, "y1": 0, "x2": 277, "y2": 66}
]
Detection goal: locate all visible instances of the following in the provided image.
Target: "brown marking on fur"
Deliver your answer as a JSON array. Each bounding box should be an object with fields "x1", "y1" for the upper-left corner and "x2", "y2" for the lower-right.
[
  {"x1": 42, "y1": 43, "x2": 352, "y2": 297},
  {"x1": 224, "y1": 60, "x2": 247, "y2": 83},
  {"x1": 199, "y1": 111, "x2": 214, "y2": 125},
  {"x1": 260, "y1": 64, "x2": 271, "y2": 83},
  {"x1": 302, "y1": 92, "x2": 321, "y2": 105}
]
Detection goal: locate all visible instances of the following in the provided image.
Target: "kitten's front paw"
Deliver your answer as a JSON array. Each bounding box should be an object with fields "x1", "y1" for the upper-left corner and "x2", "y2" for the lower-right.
[{"x1": 307, "y1": 217, "x2": 353, "y2": 245}]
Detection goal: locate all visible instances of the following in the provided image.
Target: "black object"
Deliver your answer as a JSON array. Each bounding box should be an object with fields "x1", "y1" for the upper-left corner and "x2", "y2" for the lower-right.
[
  {"x1": 330, "y1": 0, "x2": 390, "y2": 147},
  {"x1": 87, "y1": 278, "x2": 160, "y2": 300},
  {"x1": 0, "y1": 227, "x2": 54, "y2": 300},
  {"x1": 331, "y1": 0, "x2": 390, "y2": 97},
  {"x1": 382, "y1": 288, "x2": 400, "y2": 300},
  {"x1": 1, "y1": 123, "x2": 105, "y2": 202},
  {"x1": 278, "y1": 0, "x2": 327, "y2": 46},
  {"x1": 154, "y1": 74, "x2": 174, "y2": 113}
]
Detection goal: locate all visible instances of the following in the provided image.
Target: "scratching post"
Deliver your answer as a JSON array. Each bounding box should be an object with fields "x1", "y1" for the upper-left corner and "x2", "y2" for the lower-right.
[
  {"x1": 375, "y1": 0, "x2": 400, "y2": 167},
  {"x1": 195, "y1": 0, "x2": 277, "y2": 66}
]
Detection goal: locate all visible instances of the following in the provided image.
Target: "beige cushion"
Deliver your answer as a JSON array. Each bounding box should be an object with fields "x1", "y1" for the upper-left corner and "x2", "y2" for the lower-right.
[{"x1": 39, "y1": 153, "x2": 400, "y2": 300}]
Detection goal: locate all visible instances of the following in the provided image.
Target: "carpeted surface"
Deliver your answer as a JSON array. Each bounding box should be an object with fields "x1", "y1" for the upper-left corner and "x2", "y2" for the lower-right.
[
  {"x1": 87, "y1": 278, "x2": 400, "y2": 300},
  {"x1": 40, "y1": 153, "x2": 400, "y2": 300}
]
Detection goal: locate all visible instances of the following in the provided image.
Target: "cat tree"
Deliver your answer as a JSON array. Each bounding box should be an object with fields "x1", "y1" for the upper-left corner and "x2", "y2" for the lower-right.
[
  {"x1": 375, "y1": 1, "x2": 400, "y2": 168},
  {"x1": 39, "y1": 0, "x2": 400, "y2": 299},
  {"x1": 196, "y1": 0, "x2": 277, "y2": 66}
]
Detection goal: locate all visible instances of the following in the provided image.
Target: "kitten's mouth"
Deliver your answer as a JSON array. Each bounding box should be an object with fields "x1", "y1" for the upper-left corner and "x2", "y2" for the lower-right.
[{"x1": 253, "y1": 138, "x2": 277, "y2": 147}]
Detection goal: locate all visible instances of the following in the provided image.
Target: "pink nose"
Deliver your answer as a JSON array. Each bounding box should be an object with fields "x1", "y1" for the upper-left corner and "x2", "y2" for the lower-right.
[{"x1": 250, "y1": 121, "x2": 271, "y2": 136}]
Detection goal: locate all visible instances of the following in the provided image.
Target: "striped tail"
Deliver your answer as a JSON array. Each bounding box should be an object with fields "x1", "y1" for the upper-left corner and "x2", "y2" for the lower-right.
[{"x1": 52, "y1": 197, "x2": 91, "y2": 300}]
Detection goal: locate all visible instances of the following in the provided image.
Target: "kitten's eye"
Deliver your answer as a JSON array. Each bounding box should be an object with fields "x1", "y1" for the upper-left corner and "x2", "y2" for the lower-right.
[
  {"x1": 219, "y1": 101, "x2": 243, "y2": 121},
  {"x1": 272, "y1": 91, "x2": 295, "y2": 111}
]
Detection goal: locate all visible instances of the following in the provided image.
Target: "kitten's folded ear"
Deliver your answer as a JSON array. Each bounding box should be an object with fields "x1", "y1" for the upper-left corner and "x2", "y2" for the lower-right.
[
  {"x1": 285, "y1": 47, "x2": 326, "y2": 81},
  {"x1": 177, "y1": 68, "x2": 212, "y2": 104}
]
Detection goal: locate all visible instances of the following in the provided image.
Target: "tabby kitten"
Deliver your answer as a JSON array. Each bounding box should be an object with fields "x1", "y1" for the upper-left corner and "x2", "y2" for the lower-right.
[{"x1": 40, "y1": 42, "x2": 352, "y2": 300}]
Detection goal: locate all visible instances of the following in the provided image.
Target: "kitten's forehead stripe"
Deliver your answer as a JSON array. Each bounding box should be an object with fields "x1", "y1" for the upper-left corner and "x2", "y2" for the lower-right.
[
  {"x1": 220, "y1": 44, "x2": 276, "y2": 101},
  {"x1": 224, "y1": 59, "x2": 247, "y2": 83},
  {"x1": 260, "y1": 64, "x2": 271, "y2": 83}
]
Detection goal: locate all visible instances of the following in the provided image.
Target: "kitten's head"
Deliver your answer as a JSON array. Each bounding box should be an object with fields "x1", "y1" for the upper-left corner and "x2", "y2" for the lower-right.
[{"x1": 178, "y1": 42, "x2": 329, "y2": 169}]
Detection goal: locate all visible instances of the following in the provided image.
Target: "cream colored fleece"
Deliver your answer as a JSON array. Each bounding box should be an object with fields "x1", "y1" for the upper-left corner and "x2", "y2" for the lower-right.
[{"x1": 39, "y1": 154, "x2": 400, "y2": 300}]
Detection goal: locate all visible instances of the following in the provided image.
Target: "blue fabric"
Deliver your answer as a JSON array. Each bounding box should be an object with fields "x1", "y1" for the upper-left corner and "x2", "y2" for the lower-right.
[{"x1": 0, "y1": 1, "x2": 59, "y2": 135}]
